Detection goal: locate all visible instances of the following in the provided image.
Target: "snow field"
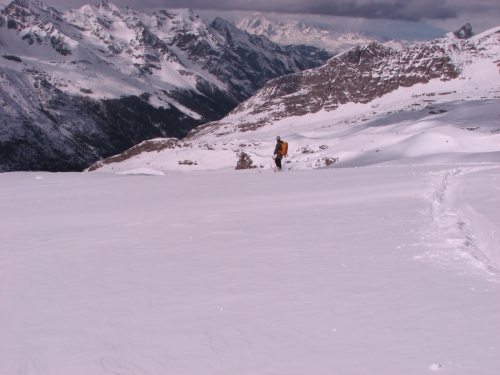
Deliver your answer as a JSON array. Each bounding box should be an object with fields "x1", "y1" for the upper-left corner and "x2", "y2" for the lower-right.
[
  {"x1": 95, "y1": 97, "x2": 500, "y2": 174},
  {"x1": 1, "y1": 164, "x2": 499, "y2": 374}
]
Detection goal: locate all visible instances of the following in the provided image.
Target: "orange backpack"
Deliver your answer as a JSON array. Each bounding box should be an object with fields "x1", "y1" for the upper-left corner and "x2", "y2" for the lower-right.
[{"x1": 280, "y1": 141, "x2": 288, "y2": 156}]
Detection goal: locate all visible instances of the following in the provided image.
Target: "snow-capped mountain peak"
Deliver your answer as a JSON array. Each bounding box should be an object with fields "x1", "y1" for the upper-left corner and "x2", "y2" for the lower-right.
[
  {"x1": 237, "y1": 12, "x2": 395, "y2": 53},
  {"x1": 1, "y1": 0, "x2": 59, "y2": 29},
  {"x1": 238, "y1": 13, "x2": 278, "y2": 35},
  {"x1": 93, "y1": 0, "x2": 120, "y2": 13}
]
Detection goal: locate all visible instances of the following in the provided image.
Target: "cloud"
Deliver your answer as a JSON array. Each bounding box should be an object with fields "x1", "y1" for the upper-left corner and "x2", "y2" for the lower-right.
[
  {"x1": 250, "y1": 0, "x2": 458, "y2": 22},
  {"x1": 12, "y1": 0, "x2": 500, "y2": 33},
  {"x1": 106, "y1": 0, "x2": 496, "y2": 22}
]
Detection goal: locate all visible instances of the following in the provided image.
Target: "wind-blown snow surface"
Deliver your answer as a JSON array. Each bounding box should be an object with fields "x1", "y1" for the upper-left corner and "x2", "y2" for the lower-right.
[{"x1": 1, "y1": 163, "x2": 500, "y2": 374}]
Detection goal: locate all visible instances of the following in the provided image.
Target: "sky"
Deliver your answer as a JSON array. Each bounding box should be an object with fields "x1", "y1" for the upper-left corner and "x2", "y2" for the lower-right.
[{"x1": 3, "y1": 0, "x2": 500, "y2": 40}]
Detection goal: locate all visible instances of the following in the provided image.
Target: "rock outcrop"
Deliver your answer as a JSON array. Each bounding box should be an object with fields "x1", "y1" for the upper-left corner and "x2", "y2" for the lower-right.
[
  {"x1": 235, "y1": 152, "x2": 257, "y2": 170},
  {"x1": 453, "y1": 23, "x2": 473, "y2": 40}
]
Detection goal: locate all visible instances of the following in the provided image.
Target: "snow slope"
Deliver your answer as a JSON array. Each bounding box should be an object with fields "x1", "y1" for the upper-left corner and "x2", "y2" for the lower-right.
[
  {"x1": 1, "y1": 163, "x2": 499, "y2": 374},
  {"x1": 90, "y1": 80, "x2": 500, "y2": 174}
]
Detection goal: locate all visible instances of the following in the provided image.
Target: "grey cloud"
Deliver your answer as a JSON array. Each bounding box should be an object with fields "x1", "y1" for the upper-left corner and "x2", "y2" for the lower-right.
[
  {"x1": 297, "y1": 0, "x2": 457, "y2": 21},
  {"x1": 129, "y1": 0, "x2": 494, "y2": 22},
  {"x1": 28, "y1": 0, "x2": 500, "y2": 23}
]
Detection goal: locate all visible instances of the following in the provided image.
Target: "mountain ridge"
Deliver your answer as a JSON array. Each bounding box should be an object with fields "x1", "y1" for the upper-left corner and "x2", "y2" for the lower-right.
[
  {"x1": 237, "y1": 12, "x2": 410, "y2": 53},
  {"x1": 190, "y1": 25, "x2": 500, "y2": 137},
  {"x1": 0, "y1": 0, "x2": 330, "y2": 171}
]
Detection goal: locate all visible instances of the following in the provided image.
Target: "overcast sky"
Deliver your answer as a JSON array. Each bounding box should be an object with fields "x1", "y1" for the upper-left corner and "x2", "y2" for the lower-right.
[{"x1": 4, "y1": 0, "x2": 500, "y2": 39}]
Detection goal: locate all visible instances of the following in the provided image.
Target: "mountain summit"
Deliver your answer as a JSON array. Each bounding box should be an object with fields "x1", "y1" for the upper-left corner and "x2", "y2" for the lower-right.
[{"x1": 453, "y1": 23, "x2": 474, "y2": 39}]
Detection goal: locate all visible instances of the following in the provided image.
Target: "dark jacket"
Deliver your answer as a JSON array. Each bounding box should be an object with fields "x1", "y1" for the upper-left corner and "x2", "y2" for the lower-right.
[{"x1": 274, "y1": 140, "x2": 283, "y2": 156}]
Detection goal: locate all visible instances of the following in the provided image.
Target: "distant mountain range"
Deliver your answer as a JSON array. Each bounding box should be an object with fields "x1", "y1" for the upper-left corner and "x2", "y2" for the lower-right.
[
  {"x1": 237, "y1": 13, "x2": 410, "y2": 53},
  {"x1": 0, "y1": 0, "x2": 330, "y2": 172}
]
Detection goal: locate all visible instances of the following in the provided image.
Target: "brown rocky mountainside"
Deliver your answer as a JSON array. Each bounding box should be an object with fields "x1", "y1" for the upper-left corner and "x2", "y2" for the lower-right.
[
  {"x1": 187, "y1": 27, "x2": 499, "y2": 138},
  {"x1": 234, "y1": 42, "x2": 459, "y2": 121}
]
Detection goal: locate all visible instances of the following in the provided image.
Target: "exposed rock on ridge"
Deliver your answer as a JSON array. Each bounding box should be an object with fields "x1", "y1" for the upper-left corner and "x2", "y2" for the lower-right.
[
  {"x1": 235, "y1": 42, "x2": 458, "y2": 119},
  {"x1": 453, "y1": 23, "x2": 473, "y2": 40}
]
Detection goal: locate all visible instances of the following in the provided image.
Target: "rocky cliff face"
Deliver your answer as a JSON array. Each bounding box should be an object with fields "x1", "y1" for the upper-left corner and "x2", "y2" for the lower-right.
[
  {"x1": 234, "y1": 42, "x2": 458, "y2": 118},
  {"x1": 0, "y1": 0, "x2": 330, "y2": 171},
  {"x1": 204, "y1": 17, "x2": 330, "y2": 101}
]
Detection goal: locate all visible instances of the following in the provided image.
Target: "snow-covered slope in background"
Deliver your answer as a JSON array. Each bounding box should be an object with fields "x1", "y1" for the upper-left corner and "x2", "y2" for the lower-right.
[
  {"x1": 90, "y1": 26, "x2": 500, "y2": 174},
  {"x1": 237, "y1": 13, "x2": 410, "y2": 53},
  {"x1": 0, "y1": 0, "x2": 329, "y2": 172}
]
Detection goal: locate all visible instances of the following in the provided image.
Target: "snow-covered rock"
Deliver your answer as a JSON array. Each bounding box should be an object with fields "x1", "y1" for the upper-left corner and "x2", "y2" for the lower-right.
[
  {"x1": 0, "y1": 0, "x2": 330, "y2": 171},
  {"x1": 90, "y1": 26, "x2": 500, "y2": 174},
  {"x1": 446, "y1": 23, "x2": 474, "y2": 40}
]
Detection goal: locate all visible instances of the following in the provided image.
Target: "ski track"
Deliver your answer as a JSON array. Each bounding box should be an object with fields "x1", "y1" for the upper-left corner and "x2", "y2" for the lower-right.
[{"x1": 420, "y1": 165, "x2": 500, "y2": 279}]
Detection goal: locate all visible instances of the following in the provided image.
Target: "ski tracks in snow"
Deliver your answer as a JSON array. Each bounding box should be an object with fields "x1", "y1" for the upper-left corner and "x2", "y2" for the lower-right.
[{"x1": 419, "y1": 165, "x2": 500, "y2": 279}]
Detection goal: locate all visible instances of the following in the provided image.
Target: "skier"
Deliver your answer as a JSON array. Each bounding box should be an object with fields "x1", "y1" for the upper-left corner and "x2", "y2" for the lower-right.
[{"x1": 273, "y1": 136, "x2": 287, "y2": 172}]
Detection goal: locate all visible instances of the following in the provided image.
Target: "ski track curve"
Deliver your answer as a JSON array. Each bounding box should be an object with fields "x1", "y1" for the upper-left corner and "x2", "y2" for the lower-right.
[{"x1": 419, "y1": 165, "x2": 500, "y2": 280}]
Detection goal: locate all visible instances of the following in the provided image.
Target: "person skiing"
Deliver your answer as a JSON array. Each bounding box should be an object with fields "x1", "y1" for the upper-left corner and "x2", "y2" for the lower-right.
[{"x1": 273, "y1": 136, "x2": 284, "y2": 171}]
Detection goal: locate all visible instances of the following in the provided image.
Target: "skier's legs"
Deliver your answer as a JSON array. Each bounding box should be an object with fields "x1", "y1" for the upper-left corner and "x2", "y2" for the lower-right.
[{"x1": 275, "y1": 155, "x2": 282, "y2": 170}]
